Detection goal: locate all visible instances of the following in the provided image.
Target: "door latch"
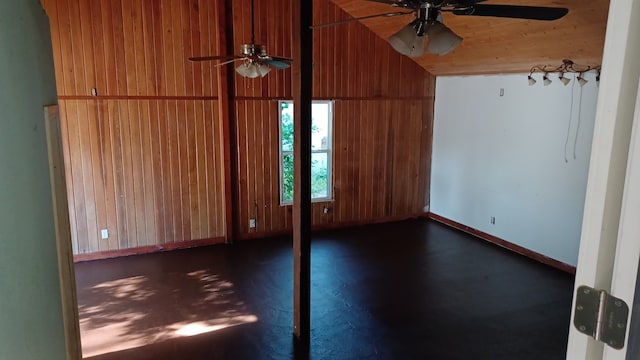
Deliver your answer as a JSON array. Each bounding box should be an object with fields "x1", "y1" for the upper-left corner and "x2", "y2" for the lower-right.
[{"x1": 574, "y1": 285, "x2": 629, "y2": 349}]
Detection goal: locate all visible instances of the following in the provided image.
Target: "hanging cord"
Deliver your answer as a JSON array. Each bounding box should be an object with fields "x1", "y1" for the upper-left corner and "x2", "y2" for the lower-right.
[
  {"x1": 564, "y1": 74, "x2": 576, "y2": 163},
  {"x1": 573, "y1": 76, "x2": 584, "y2": 160},
  {"x1": 250, "y1": 0, "x2": 255, "y2": 44}
]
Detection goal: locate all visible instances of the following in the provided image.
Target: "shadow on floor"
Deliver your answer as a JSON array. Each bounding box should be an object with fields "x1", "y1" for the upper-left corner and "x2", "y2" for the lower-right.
[{"x1": 77, "y1": 219, "x2": 575, "y2": 360}]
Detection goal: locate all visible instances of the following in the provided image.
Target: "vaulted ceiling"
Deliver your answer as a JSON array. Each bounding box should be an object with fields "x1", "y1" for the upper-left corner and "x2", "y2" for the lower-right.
[{"x1": 329, "y1": 0, "x2": 610, "y2": 75}]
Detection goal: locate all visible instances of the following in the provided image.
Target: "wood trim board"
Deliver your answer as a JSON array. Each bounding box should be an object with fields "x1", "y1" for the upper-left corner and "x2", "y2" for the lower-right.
[
  {"x1": 73, "y1": 236, "x2": 226, "y2": 262},
  {"x1": 427, "y1": 212, "x2": 576, "y2": 275},
  {"x1": 44, "y1": 104, "x2": 82, "y2": 360}
]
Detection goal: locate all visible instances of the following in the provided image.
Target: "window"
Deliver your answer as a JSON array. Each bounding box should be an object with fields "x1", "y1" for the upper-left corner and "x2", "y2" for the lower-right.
[{"x1": 279, "y1": 100, "x2": 333, "y2": 205}]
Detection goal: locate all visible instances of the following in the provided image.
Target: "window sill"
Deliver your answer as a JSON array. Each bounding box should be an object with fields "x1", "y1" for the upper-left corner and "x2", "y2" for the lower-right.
[{"x1": 279, "y1": 198, "x2": 335, "y2": 207}]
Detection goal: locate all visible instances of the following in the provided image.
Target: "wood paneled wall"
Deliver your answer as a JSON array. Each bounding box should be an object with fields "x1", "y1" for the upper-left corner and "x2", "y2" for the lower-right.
[
  {"x1": 44, "y1": 0, "x2": 434, "y2": 255},
  {"x1": 44, "y1": 0, "x2": 227, "y2": 255},
  {"x1": 235, "y1": 0, "x2": 434, "y2": 237},
  {"x1": 44, "y1": 0, "x2": 221, "y2": 97},
  {"x1": 236, "y1": 98, "x2": 433, "y2": 236},
  {"x1": 58, "y1": 99, "x2": 224, "y2": 254},
  {"x1": 230, "y1": 0, "x2": 293, "y2": 98}
]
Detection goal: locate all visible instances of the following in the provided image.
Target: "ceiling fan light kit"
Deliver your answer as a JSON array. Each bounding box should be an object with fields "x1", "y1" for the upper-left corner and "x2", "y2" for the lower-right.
[
  {"x1": 313, "y1": 0, "x2": 568, "y2": 58},
  {"x1": 387, "y1": 4, "x2": 463, "y2": 57},
  {"x1": 425, "y1": 21, "x2": 462, "y2": 56},
  {"x1": 388, "y1": 24, "x2": 425, "y2": 57},
  {"x1": 236, "y1": 61, "x2": 272, "y2": 78},
  {"x1": 188, "y1": 0, "x2": 292, "y2": 78},
  {"x1": 194, "y1": 0, "x2": 572, "y2": 73},
  {"x1": 528, "y1": 60, "x2": 601, "y2": 87}
]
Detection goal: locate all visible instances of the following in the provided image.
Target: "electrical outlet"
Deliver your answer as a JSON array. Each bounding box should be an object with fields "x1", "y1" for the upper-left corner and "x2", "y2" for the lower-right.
[
  {"x1": 249, "y1": 219, "x2": 256, "y2": 228},
  {"x1": 101, "y1": 229, "x2": 109, "y2": 239},
  {"x1": 323, "y1": 206, "x2": 329, "y2": 214},
  {"x1": 490, "y1": 216, "x2": 496, "y2": 225}
]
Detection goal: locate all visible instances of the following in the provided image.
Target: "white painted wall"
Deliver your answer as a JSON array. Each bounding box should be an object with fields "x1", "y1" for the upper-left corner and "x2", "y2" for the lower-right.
[
  {"x1": 0, "y1": 1, "x2": 66, "y2": 359},
  {"x1": 431, "y1": 73, "x2": 600, "y2": 266}
]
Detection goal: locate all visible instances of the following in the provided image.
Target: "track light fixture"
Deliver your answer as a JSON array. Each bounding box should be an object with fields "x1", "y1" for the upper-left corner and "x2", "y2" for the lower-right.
[
  {"x1": 559, "y1": 73, "x2": 570, "y2": 86},
  {"x1": 527, "y1": 59, "x2": 601, "y2": 87},
  {"x1": 577, "y1": 73, "x2": 588, "y2": 87}
]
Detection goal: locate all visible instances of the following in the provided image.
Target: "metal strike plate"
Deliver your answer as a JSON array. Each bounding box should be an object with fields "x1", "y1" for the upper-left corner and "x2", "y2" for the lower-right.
[{"x1": 574, "y1": 285, "x2": 629, "y2": 349}]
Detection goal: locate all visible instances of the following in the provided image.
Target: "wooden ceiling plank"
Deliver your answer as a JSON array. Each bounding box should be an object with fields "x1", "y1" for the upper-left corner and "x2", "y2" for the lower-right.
[{"x1": 329, "y1": 0, "x2": 609, "y2": 75}]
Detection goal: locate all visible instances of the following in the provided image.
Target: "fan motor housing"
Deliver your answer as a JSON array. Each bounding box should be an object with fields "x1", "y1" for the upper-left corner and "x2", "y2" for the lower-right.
[{"x1": 240, "y1": 44, "x2": 267, "y2": 57}]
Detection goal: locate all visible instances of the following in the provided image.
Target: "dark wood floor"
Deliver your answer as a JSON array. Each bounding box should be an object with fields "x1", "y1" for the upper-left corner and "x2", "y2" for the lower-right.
[{"x1": 76, "y1": 219, "x2": 574, "y2": 360}]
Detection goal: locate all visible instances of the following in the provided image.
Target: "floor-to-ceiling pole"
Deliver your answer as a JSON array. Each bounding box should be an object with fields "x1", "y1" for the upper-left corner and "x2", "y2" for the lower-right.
[
  {"x1": 217, "y1": 0, "x2": 239, "y2": 244},
  {"x1": 291, "y1": 0, "x2": 313, "y2": 353}
]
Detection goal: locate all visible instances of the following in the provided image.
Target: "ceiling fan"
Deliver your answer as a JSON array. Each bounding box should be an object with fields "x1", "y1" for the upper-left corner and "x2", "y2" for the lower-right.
[
  {"x1": 313, "y1": 0, "x2": 569, "y2": 57},
  {"x1": 189, "y1": 0, "x2": 292, "y2": 78}
]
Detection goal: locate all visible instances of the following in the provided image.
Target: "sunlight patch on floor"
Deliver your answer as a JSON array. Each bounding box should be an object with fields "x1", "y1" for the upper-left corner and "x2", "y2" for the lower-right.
[
  {"x1": 81, "y1": 314, "x2": 259, "y2": 357},
  {"x1": 173, "y1": 315, "x2": 259, "y2": 336},
  {"x1": 78, "y1": 271, "x2": 257, "y2": 358}
]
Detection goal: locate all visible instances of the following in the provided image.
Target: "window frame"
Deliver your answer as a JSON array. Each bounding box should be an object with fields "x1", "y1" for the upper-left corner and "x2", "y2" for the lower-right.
[{"x1": 278, "y1": 100, "x2": 334, "y2": 206}]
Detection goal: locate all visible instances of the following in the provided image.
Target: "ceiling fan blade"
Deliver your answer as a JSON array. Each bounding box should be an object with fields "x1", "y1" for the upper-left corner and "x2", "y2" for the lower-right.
[
  {"x1": 268, "y1": 56, "x2": 293, "y2": 62},
  {"x1": 453, "y1": 0, "x2": 489, "y2": 4},
  {"x1": 263, "y1": 59, "x2": 291, "y2": 69},
  {"x1": 311, "y1": 11, "x2": 413, "y2": 29},
  {"x1": 216, "y1": 58, "x2": 247, "y2": 66},
  {"x1": 364, "y1": 0, "x2": 408, "y2": 6},
  {"x1": 454, "y1": 4, "x2": 568, "y2": 21},
  {"x1": 189, "y1": 55, "x2": 243, "y2": 62}
]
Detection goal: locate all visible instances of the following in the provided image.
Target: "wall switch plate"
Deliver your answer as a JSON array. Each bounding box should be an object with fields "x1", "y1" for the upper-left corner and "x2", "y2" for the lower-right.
[
  {"x1": 100, "y1": 229, "x2": 109, "y2": 239},
  {"x1": 249, "y1": 219, "x2": 256, "y2": 228}
]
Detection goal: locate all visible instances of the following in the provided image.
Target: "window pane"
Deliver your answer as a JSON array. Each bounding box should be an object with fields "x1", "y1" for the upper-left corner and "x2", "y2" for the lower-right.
[
  {"x1": 311, "y1": 152, "x2": 329, "y2": 199},
  {"x1": 282, "y1": 153, "x2": 294, "y2": 202},
  {"x1": 280, "y1": 101, "x2": 332, "y2": 204},
  {"x1": 311, "y1": 103, "x2": 330, "y2": 150},
  {"x1": 281, "y1": 102, "x2": 294, "y2": 152}
]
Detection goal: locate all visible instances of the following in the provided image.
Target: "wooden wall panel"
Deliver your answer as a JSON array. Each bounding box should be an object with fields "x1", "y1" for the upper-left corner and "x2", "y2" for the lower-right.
[
  {"x1": 230, "y1": 0, "x2": 293, "y2": 99},
  {"x1": 46, "y1": 0, "x2": 435, "y2": 253},
  {"x1": 234, "y1": 0, "x2": 435, "y2": 238},
  {"x1": 47, "y1": 0, "x2": 220, "y2": 97},
  {"x1": 236, "y1": 100, "x2": 288, "y2": 235},
  {"x1": 235, "y1": 98, "x2": 433, "y2": 237},
  {"x1": 45, "y1": 0, "x2": 227, "y2": 255},
  {"x1": 58, "y1": 99, "x2": 224, "y2": 254},
  {"x1": 310, "y1": 0, "x2": 434, "y2": 98}
]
